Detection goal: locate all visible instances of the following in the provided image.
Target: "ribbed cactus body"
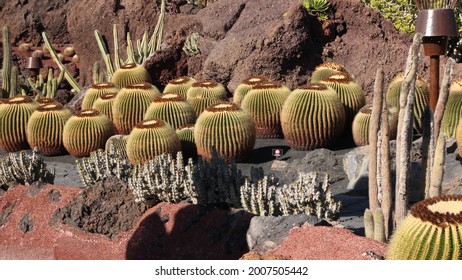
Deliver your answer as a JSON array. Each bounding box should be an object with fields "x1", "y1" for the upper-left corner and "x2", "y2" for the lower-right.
[
  {"x1": 441, "y1": 80, "x2": 462, "y2": 138},
  {"x1": 320, "y1": 72, "x2": 365, "y2": 126},
  {"x1": 82, "y1": 82, "x2": 119, "y2": 110},
  {"x1": 105, "y1": 134, "x2": 128, "y2": 158},
  {"x1": 233, "y1": 76, "x2": 269, "y2": 107},
  {"x1": 241, "y1": 82, "x2": 291, "y2": 138},
  {"x1": 63, "y1": 109, "x2": 116, "y2": 158},
  {"x1": 352, "y1": 105, "x2": 372, "y2": 146},
  {"x1": 111, "y1": 63, "x2": 152, "y2": 88},
  {"x1": 26, "y1": 104, "x2": 72, "y2": 156},
  {"x1": 92, "y1": 92, "x2": 117, "y2": 122},
  {"x1": 37, "y1": 98, "x2": 60, "y2": 106},
  {"x1": 163, "y1": 76, "x2": 197, "y2": 98},
  {"x1": 386, "y1": 73, "x2": 429, "y2": 133},
  {"x1": 194, "y1": 102, "x2": 256, "y2": 162},
  {"x1": 176, "y1": 124, "x2": 197, "y2": 158},
  {"x1": 455, "y1": 116, "x2": 462, "y2": 158},
  {"x1": 310, "y1": 62, "x2": 348, "y2": 83},
  {"x1": 387, "y1": 195, "x2": 462, "y2": 260},
  {"x1": 112, "y1": 82, "x2": 161, "y2": 134},
  {"x1": 186, "y1": 81, "x2": 228, "y2": 116},
  {"x1": 126, "y1": 118, "x2": 181, "y2": 164},
  {"x1": 144, "y1": 93, "x2": 197, "y2": 130},
  {"x1": 281, "y1": 84, "x2": 346, "y2": 150},
  {"x1": 0, "y1": 96, "x2": 38, "y2": 152}
]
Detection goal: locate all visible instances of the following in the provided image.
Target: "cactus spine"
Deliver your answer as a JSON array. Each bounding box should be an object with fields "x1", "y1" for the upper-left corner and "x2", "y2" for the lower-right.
[
  {"x1": 126, "y1": 118, "x2": 181, "y2": 164},
  {"x1": 352, "y1": 105, "x2": 372, "y2": 146},
  {"x1": 233, "y1": 76, "x2": 269, "y2": 107},
  {"x1": 105, "y1": 134, "x2": 129, "y2": 158},
  {"x1": 186, "y1": 80, "x2": 228, "y2": 116},
  {"x1": 62, "y1": 109, "x2": 116, "y2": 157},
  {"x1": 310, "y1": 62, "x2": 348, "y2": 83},
  {"x1": 280, "y1": 84, "x2": 346, "y2": 150},
  {"x1": 144, "y1": 93, "x2": 197, "y2": 130},
  {"x1": 82, "y1": 82, "x2": 119, "y2": 110},
  {"x1": 111, "y1": 63, "x2": 152, "y2": 88},
  {"x1": 176, "y1": 124, "x2": 197, "y2": 158},
  {"x1": 441, "y1": 79, "x2": 462, "y2": 138},
  {"x1": 163, "y1": 76, "x2": 197, "y2": 98},
  {"x1": 26, "y1": 104, "x2": 72, "y2": 156},
  {"x1": 194, "y1": 102, "x2": 256, "y2": 162},
  {"x1": 241, "y1": 82, "x2": 291, "y2": 138},
  {"x1": 92, "y1": 92, "x2": 117, "y2": 122}
]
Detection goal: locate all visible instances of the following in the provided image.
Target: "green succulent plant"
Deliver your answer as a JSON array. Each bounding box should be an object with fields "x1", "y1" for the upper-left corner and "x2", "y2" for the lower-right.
[
  {"x1": 105, "y1": 134, "x2": 129, "y2": 158},
  {"x1": 387, "y1": 195, "x2": 462, "y2": 260},
  {"x1": 144, "y1": 93, "x2": 197, "y2": 130},
  {"x1": 186, "y1": 80, "x2": 228, "y2": 116},
  {"x1": 163, "y1": 76, "x2": 197, "y2": 98},
  {"x1": 240, "y1": 81, "x2": 291, "y2": 138},
  {"x1": 112, "y1": 82, "x2": 161, "y2": 134},
  {"x1": 232, "y1": 76, "x2": 269, "y2": 107},
  {"x1": 441, "y1": 79, "x2": 462, "y2": 138},
  {"x1": 111, "y1": 63, "x2": 152, "y2": 88},
  {"x1": 281, "y1": 83, "x2": 346, "y2": 150},
  {"x1": 92, "y1": 92, "x2": 117, "y2": 122},
  {"x1": 81, "y1": 82, "x2": 119, "y2": 110},
  {"x1": 26, "y1": 103, "x2": 73, "y2": 156},
  {"x1": 126, "y1": 118, "x2": 181, "y2": 164},
  {"x1": 301, "y1": 0, "x2": 331, "y2": 20},
  {"x1": 63, "y1": 109, "x2": 116, "y2": 158},
  {"x1": 310, "y1": 62, "x2": 349, "y2": 83},
  {"x1": 176, "y1": 124, "x2": 197, "y2": 159},
  {"x1": 0, "y1": 96, "x2": 38, "y2": 152}
]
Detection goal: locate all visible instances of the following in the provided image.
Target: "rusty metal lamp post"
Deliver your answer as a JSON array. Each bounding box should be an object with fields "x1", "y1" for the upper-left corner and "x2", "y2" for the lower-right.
[
  {"x1": 415, "y1": 0, "x2": 458, "y2": 112},
  {"x1": 25, "y1": 56, "x2": 43, "y2": 80}
]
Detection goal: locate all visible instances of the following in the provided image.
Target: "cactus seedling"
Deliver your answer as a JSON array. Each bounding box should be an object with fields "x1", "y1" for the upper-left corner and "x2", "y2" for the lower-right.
[
  {"x1": 163, "y1": 76, "x2": 197, "y2": 98},
  {"x1": 310, "y1": 62, "x2": 349, "y2": 83},
  {"x1": 26, "y1": 103, "x2": 72, "y2": 156},
  {"x1": 240, "y1": 81, "x2": 291, "y2": 138},
  {"x1": 126, "y1": 118, "x2": 181, "y2": 164},
  {"x1": 441, "y1": 79, "x2": 462, "y2": 138},
  {"x1": 111, "y1": 63, "x2": 152, "y2": 88},
  {"x1": 233, "y1": 76, "x2": 269, "y2": 107},
  {"x1": 82, "y1": 82, "x2": 119, "y2": 110},
  {"x1": 63, "y1": 109, "x2": 116, "y2": 158},
  {"x1": 186, "y1": 80, "x2": 228, "y2": 116},
  {"x1": 144, "y1": 93, "x2": 197, "y2": 130},
  {"x1": 194, "y1": 102, "x2": 256, "y2": 162},
  {"x1": 92, "y1": 92, "x2": 117, "y2": 122},
  {"x1": 387, "y1": 195, "x2": 462, "y2": 260}
]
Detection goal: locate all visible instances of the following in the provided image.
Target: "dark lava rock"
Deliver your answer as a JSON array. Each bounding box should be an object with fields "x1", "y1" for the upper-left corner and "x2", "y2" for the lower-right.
[{"x1": 18, "y1": 212, "x2": 34, "y2": 234}]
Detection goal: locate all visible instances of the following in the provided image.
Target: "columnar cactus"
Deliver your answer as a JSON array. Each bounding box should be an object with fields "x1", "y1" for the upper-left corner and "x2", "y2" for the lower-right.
[
  {"x1": 281, "y1": 84, "x2": 346, "y2": 150},
  {"x1": 176, "y1": 124, "x2": 197, "y2": 158},
  {"x1": 82, "y1": 82, "x2": 119, "y2": 110},
  {"x1": 241, "y1": 82, "x2": 291, "y2": 138},
  {"x1": 310, "y1": 62, "x2": 349, "y2": 83},
  {"x1": 26, "y1": 103, "x2": 73, "y2": 156},
  {"x1": 386, "y1": 73, "x2": 429, "y2": 133},
  {"x1": 232, "y1": 76, "x2": 269, "y2": 107},
  {"x1": 163, "y1": 76, "x2": 197, "y2": 98},
  {"x1": 126, "y1": 118, "x2": 181, "y2": 164},
  {"x1": 186, "y1": 80, "x2": 228, "y2": 116},
  {"x1": 92, "y1": 92, "x2": 117, "y2": 122},
  {"x1": 194, "y1": 102, "x2": 256, "y2": 162},
  {"x1": 112, "y1": 82, "x2": 161, "y2": 134},
  {"x1": 63, "y1": 109, "x2": 116, "y2": 157},
  {"x1": 0, "y1": 96, "x2": 38, "y2": 152},
  {"x1": 320, "y1": 72, "x2": 365, "y2": 126},
  {"x1": 441, "y1": 79, "x2": 462, "y2": 138},
  {"x1": 387, "y1": 195, "x2": 462, "y2": 260},
  {"x1": 144, "y1": 93, "x2": 197, "y2": 130},
  {"x1": 111, "y1": 63, "x2": 152, "y2": 88}
]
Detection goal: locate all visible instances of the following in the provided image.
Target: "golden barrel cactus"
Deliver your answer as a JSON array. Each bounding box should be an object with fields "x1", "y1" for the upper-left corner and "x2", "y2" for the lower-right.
[
  {"x1": 82, "y1": 82, "x2": 119, "y2": 110},
  {"x1": 240, "y1": 81, "x2": 291, "y2": 138},
  {"x1": 232, "y1": 76, "x2": 269, "y2": 107},
  {"x1": 186, "y1": 80, "x2": 228, "y2": 116},
  {"x1": 126, "y1": 118, "x2": 181, "y2": 164},
  {"x1": 310, "y1": 62, "x2": 349, "y2": 83},
  {"x1": 92, "y1": 92, "x2": 117, "y2": 122},
  {"x1": 144, "y1": 93, "x2": 197, "y2": 130},
  {"x1": 163, "y1": 76, "x2": 197, "y2": 98},
  {"x1": 111, "y1": 63, "x2": 152, "y2": 88},
  {"x1": 176, "y1": 124, "x2": 197, "y2": 158},
  {"x1": 441, "y1": 79, "x2": 462, "y2": 138},
  {"x1": 281, "y1": 84, "x2": 346, "y2": 150},
  {"x1": 194, "y1": 102, "x2": 256, "y2": 162},
  {"x1": 105, "y1": 134, "x2": 129, "y2": 158}
]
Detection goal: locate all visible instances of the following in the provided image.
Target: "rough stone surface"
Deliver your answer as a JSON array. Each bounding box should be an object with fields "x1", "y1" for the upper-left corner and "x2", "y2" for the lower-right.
[{"x1": 343, "y1": 146, "x2": 369, "y2": 191}]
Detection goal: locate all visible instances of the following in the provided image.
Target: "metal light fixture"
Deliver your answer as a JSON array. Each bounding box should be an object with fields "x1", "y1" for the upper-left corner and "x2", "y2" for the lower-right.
[{"x1": 25, "y1": 56, "x2": 43, "y2": 78}]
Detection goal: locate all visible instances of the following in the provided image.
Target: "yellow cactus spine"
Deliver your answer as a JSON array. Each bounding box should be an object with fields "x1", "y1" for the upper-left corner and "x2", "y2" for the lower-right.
[
  {"x1": 82, "y1": 82, "x2": 119, "y2": 110},
  {"x1": 144, "y1": 93, "x2": 197, "y2": 130},
  {"x1": 163, "y1": 76, "x2": 197, "y2": 98},
  {"x1": 233, "y1": 75, "x2": 269, "y2": 107},
  {"x1": 111, "y1": 63, "x2": 152, "y2": 88}
]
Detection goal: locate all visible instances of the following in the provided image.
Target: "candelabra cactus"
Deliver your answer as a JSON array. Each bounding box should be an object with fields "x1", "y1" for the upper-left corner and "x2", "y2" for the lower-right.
[
  {"x1": 194, "y1": 102, "x2": 256, "y2": 162},
  {"x1": 232, "y1": 76, "x2": 269, "y2": 107},
  {"x1": 0, "y1": 96, "x2": 38, "y2": 152},
  {"x1": 163, "y1": 76, "x2": 197, "y2": 98},
  {"x1": 387, "y1": 195, "x2": 462, "y2": 260},
  {"x1": 310, "y1": 62, "x2": 349, "y2": 83},
  {"x1": 441, "y1": 79, "x2": 462, "y2": 138},
  {"x1": 144, "y1": 93, "x2": 197, "y2": 130},
  {"x1": 240, "y1": 168, "x2": 279, "y2": 216},
  {"x1": 126, "y1": 118, "x2": 181, "y2": 164},
  {"x1": 112, "y1": 82, "x2": 161, "y2": 134},
  {"x1": 240, "y1": 82, "x2": 291, "y2": 138},
  {"x1": 63, "y1": 109, "x2": 116, "y2": 158},
  {"x1": 26, "y1": 103, "x2": 73, "y2": 156},
  {"x1": 82, "y1": 82, "x2": 119, "y2": 110},
  {"x1": 280, "y1": 83, "x2": 346, "y2": 150},
  {"x1": 92, "y1": 92, "x2": 117, "y2": 122},
  {"x1": 111, "y1": 63, "x2": 152, "y2": 88},
  {"x1": 176, "y1": 124, "x2": 197, "y2": 158},
  {"x1": 186, "y1": 80, "x2": 228, "y2": 116}
]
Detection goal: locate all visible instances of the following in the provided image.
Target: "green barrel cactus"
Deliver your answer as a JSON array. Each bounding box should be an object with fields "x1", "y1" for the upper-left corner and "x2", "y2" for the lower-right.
[
  {"x1": 63, "y1": 109, "x2": 116, "y2": 158},
  {"x1": 26, "y1": 103, "x2": 72, "y2": 156},
  {"x1": 82, "y1": 82, "x2": 119, "y2": 110},
  {"x1": 105, "y1": 134, "x2": 129, "y2": 158},
  {"x1": 112, "y1": 82, "x2": 161, "y2": 134},
  {"x1": 0, "y1": 96, "x2": 38, "y2": 152},
  {"x1": 281, "y1": 83, "x2": 346, "y2": 150},
  {"x1": 319, "y1": 72, "x2": 365, "y2": 126},
  {"x1": 144, "y1": 93, "x2": 197, "y2": 130},
  {"x1": 240, "y1": 81, "x2": 291, "y2": 138},
  {"x1": 111, "y1": 63, "x2": 152, "y2": 88},
  {"x1": 176, "y1": 124, "x2": 197, "y2": 158},
  {"x1": 386, "y1": 73, "x2": 429, "y2": 133},
  {"x1": 441, "y1": 79, "x2": 462, "y2": 138},
  {"x1": 126, "y1": 118, "x2": 181, "y2": 164},
  {"x1": 194, "y1": 102, "x2": 256, "y2": 162},
  {"x1": 37, "y1": 97, "x2": 60, "y2": 106},
  {"x1": 310, "y1": 62, "x2": 349, "y2": 83},
  {"x1": 163, "y1": 76, "x2": 197, "y2": 98},
  {"x1": 186, "y1": 80, "x2": 228, "y2": 116},
  {"x1": 92, "y1": 92, "x2": 117, "y2": 122},
  {"x1": 232, "y1": 75, "x2": 269, "y2": 107},
  {"x1": 387, "y1": 195, "x2": 462, "y2": 260}
]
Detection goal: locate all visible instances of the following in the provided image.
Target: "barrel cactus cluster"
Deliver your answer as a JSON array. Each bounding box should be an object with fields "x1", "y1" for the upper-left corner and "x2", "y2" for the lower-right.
[{"x1": 186, "y1": 80, "x2": 228, "y2": 116}]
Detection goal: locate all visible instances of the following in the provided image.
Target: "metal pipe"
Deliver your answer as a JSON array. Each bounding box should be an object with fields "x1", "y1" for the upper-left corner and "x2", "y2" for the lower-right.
[{"x1": 429, "y1": 55, "x2": 440, "y2": 112}]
